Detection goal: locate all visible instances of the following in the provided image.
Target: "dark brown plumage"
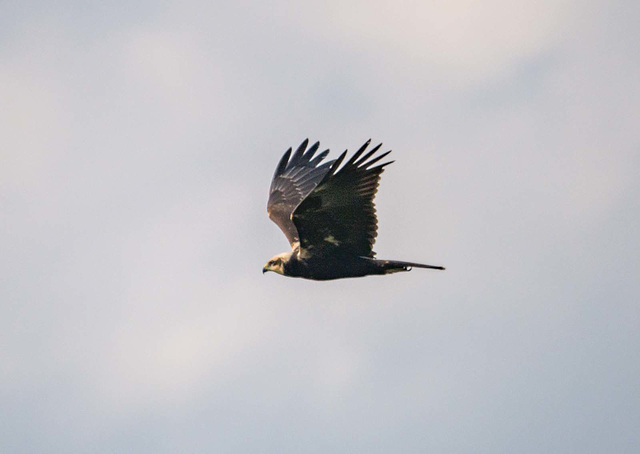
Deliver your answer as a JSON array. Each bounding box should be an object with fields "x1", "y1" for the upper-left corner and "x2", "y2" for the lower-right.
[{"x1": 263, "y1": 139, "x2": 444, "y2": 280}]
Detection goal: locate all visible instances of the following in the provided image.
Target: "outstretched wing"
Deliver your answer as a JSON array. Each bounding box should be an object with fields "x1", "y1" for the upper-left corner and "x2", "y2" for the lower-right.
[
  {"x1": 293, "y1": 140, "x2": 393, "y2": 258},
  {"x1": 267, "y1": 139, "x2": 334, "y2": 246}
]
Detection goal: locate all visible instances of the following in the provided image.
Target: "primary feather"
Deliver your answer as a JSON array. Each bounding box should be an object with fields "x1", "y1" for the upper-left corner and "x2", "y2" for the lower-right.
[
  {"x1": 293, "y1": 139, "x2": 393, "y2": 258},
  {"x1": 266, "y1": 139, "x2": 333, "y2": 246},
  {"x1": 264, "y1": 139, "x2": 444, "y2": 280}
]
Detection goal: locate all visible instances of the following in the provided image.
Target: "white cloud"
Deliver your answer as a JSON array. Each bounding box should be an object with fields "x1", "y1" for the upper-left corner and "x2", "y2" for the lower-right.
[{"x1": 285, "y1": 0, "x2": 576, "y2": 85}]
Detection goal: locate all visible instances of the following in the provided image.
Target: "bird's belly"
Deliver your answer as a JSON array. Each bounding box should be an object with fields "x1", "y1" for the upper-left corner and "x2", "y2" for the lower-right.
[{"x1": 291, "y1": 255, "x2": 382, "y2": 280}]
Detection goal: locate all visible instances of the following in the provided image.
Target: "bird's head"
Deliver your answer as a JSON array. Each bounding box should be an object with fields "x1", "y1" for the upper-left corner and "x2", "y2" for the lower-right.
[{"x1": 263, "y1": 251, "x2": 292, "y2": 275}]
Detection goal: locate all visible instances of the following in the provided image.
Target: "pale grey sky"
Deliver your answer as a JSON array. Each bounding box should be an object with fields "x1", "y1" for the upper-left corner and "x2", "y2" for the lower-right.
[{"x1": 1, "y1": 1, "x2": 639, "y2": 452}]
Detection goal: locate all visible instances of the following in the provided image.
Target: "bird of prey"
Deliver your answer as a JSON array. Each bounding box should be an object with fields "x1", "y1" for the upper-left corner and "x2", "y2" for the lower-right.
[{"x1": 263, "y1": 139, "x2": 445, "y2": 280}]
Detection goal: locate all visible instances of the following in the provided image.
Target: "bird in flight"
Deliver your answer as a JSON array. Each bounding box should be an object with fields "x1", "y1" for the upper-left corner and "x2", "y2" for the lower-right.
[{"x1": 263, "y1": 139, "x2": 445, "y2": 280}]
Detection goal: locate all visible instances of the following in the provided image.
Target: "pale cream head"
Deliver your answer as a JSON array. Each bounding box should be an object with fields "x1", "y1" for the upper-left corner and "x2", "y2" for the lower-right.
[{"x1": 263, "y1": 251, "x2": 292, "y2": 275}]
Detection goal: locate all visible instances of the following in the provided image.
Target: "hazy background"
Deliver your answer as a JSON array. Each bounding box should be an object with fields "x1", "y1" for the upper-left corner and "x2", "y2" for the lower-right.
[{"x1": 2, "y1": 1, "x2": 639, "y2": 452}]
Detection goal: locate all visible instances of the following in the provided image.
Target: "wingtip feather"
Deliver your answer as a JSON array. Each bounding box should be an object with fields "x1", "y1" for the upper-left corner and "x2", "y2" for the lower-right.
[
  {"x1": 362, "y1": 150, "x2": 393, "y2": 169},
  {"x1": 308, "y1": 149, "x2": 330, "y2": 167},
  {"x1": 354, "y1": 143, "x2": 383, "y2": 167},
  {"x1": 273, "y1": 148, "x2": 292, "y2": 178},
  {"x1": 289, "y1": 139, "x2": 309, "y2": 168},
  {"x1": 329, "y1": 151, "x2": 348, "y2": 176},
  {"x1": 344, "y1": 140, "x2": 372, "y2": 167}
]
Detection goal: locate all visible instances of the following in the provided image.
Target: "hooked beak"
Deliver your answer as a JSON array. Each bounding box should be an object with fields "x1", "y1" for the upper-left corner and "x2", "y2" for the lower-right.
[{"x1": 262, "y1": 266, "x2": 268, "y2": 274}]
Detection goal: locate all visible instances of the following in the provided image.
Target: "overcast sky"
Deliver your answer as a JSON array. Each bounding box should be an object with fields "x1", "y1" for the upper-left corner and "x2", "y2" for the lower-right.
[{"x1": 1, "y1": 1, "x2": 639, "y2": 452}]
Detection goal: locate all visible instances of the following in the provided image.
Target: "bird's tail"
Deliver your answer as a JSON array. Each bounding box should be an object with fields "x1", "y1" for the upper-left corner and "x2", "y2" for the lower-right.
[{"x1": 377, "y1": 259, "x2": 445, "y2": 274}]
